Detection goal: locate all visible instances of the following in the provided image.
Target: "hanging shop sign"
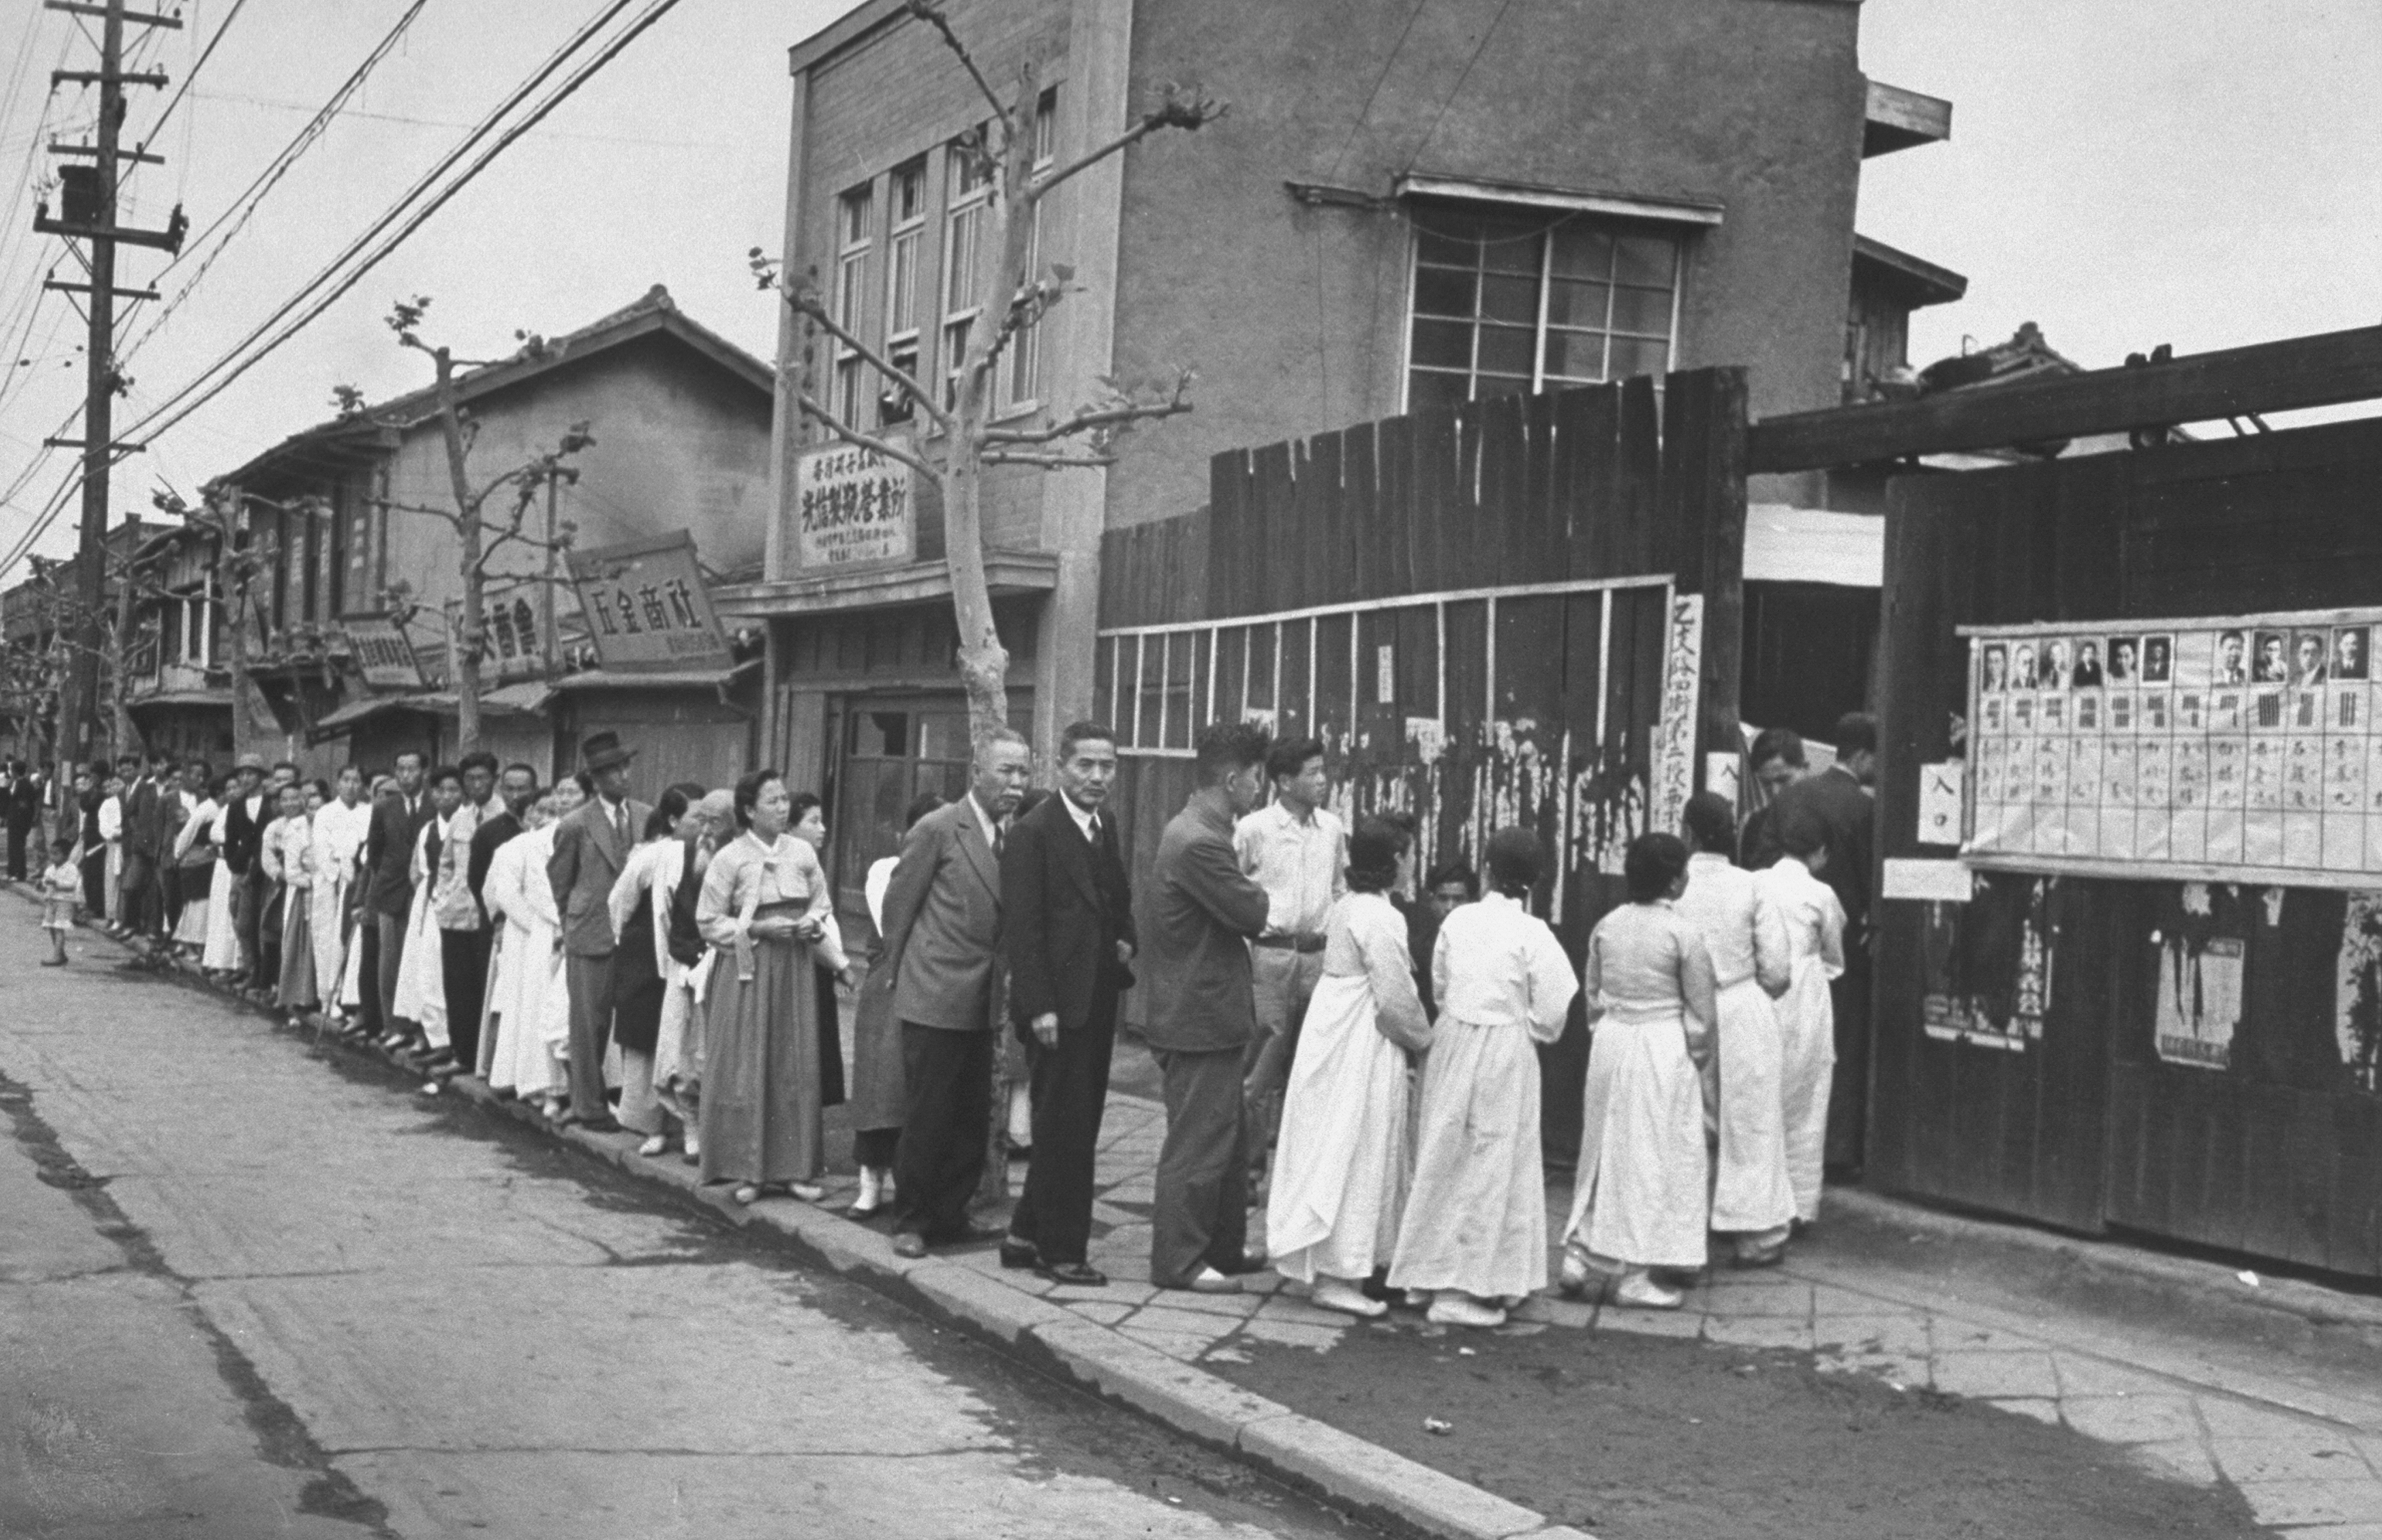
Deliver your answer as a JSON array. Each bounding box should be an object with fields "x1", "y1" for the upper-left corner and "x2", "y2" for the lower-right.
[
  {"x1": 566, "y1": 532, "x2": 731, "y2": 672},
  {"x1": 449, "y1": 578, "x2": 548, "y2": 682},
  {"x1": 794, "y1": 441, "x2": 916, "y2": 569},
  {"x1": 341, "y1": 613, "x2": 425, "y2": 690},
  {"x1": 1962, "y1": 606, "x2": 2382, "y2": 890}
]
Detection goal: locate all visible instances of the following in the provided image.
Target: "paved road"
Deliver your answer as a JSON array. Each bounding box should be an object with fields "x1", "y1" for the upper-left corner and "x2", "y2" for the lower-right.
[{"x1": 0, "y1": 906, "x2": 1363, "y2": 1539}]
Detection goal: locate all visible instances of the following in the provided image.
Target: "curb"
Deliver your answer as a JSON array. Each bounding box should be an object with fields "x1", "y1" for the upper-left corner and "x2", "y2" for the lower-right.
[{"x1": 54, "y1": 905, "x2": 1592, "y2": 1540}]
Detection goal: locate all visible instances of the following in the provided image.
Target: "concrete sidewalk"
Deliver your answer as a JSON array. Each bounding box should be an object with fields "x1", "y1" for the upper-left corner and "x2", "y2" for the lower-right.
[{"x1": 74, "y1": 895, "x2": 2382, "y2": 1539}]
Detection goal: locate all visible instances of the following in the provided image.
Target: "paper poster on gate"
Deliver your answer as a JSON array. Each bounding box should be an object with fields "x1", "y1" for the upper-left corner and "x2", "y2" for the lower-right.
[
  {"x1": 1649, "y1": 593, "x2": 1703, "y2": 837},
  {"x1": 1961, "y1": 606, "x2": 2382, "y2": 890}
]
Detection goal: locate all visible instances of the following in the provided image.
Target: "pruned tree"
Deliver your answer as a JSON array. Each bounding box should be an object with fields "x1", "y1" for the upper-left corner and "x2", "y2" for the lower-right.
[
  {"x1": 751, "y1": 0, "x2": 1220, "y2": 754},
  {"x1": 361, "y1": 297, "x2": 590, "y2": 754}
]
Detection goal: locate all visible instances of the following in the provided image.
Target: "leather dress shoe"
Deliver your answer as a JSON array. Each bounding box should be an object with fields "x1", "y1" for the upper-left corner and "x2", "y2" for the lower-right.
[
  {"x1": 998, "y1": 1236, "x2": 1039, "y2": 1270},
  {"x1": 891, "y1": 1231, "x2": 929, "y2": 1259},
  {"x1": 1036, "y1": 1260, "x2": 1106, "y2": 1287}
]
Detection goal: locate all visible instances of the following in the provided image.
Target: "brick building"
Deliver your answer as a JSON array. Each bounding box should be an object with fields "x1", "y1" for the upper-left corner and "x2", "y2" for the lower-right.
[{"x1": 730, "y1": 0, "x2": 1957, "y2": 904}]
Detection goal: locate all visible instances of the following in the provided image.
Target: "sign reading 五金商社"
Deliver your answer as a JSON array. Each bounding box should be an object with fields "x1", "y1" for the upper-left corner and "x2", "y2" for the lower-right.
[
  {"x1": 1963, "y1": 605, "x2": 2382, "y2": 889},
  {"x1": 795, "y1": 441, "x2": 915, "y2": 568},
  {"x1": 566, "y1": 533, "x2": 730, "y2": 672},
  {"x1": 341, "y1": 614, "x2": 424, "y2": 690}
]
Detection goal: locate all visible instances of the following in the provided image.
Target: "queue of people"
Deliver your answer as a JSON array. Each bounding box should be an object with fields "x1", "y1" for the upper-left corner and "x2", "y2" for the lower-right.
[{"x1": 26, "y1": 706, "x2": 1865, "y2": 1331}]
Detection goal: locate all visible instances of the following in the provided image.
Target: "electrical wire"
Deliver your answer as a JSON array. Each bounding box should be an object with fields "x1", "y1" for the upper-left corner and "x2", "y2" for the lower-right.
[
  {"x1": 130, "y1": 0, "x2": 249, "y2": 163},
  {"x1": 0, "y1": 0, "x2": 686, "y2": 579},
  {"x1": 1397, "y1": 0, "x2": 1520, "y2": 178}
]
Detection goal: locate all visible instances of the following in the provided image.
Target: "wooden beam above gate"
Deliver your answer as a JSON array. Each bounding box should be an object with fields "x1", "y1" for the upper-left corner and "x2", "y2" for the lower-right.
[{"x1": 1748, "y1": 323, "x2": 2382, "y2": 473}]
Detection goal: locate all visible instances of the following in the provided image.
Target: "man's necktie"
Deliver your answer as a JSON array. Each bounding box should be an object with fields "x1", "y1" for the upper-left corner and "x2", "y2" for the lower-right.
[{"x1": 615, "y1": 802, "x2": 630, "y2": 848}]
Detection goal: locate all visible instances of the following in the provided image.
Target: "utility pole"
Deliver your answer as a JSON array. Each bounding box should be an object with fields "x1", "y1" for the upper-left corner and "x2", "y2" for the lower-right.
[{"x1": 31, "y1": 0, "x2": 185, "y2": 792}]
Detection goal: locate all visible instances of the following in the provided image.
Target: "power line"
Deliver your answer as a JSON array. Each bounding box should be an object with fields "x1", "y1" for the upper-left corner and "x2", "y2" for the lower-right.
[
  {"x1": 124, "y1": 0, "x2": 431, "y2": 363},
  {"x1": 129, "y1": 0, "x2": 248, "y2": 163},
  {"x1": 1323, "y1": 0, "x2": 1433, "y2": 185},
  {"x1": 2, "y1": 0, "x2": 688, "y2": 580},
  {"x1": 1398, "y1": 0, "x2": 1521, "y2": 178}
]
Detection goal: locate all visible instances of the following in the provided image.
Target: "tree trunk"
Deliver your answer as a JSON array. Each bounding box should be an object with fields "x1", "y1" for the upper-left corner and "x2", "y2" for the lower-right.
[
  {"x1": 215, "y1": 494, "x2": 255, "y2": 757},
  {"x1": 430, "y1": 351, "x2": 485, "y2": 756}
]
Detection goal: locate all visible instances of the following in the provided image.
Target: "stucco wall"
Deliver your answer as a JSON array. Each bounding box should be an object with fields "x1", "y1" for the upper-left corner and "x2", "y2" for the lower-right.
[
  {"x1": 375, "y1": 333, "x2": 770, "y2": 615},
  {"x1": 1105, "y1": 0, "x2": 1867, "y2": 528}
]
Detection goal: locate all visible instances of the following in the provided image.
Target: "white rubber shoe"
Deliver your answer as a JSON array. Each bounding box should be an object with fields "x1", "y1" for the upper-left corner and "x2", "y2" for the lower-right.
[
  {"x1": 1310, "y1": 1277, "x2": 1386, "y2": 1318},
  {"x1": 1425, "y1": 1292, "x2": 1507, "y2": 1328}
]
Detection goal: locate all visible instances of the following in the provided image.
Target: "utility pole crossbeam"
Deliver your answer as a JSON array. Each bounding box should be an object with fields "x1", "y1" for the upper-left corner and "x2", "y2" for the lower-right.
[
  {"x1": 42, "y1": 278, "x2": 160, "y2": 301},
  {"x1": 33, "y1": 0, "x2": 182, "y2": 790}
]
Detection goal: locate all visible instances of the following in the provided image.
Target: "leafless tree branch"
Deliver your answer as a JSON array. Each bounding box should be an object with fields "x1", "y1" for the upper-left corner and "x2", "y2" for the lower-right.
[
  {"x1": 792, "y1": 391, "x2": 944, "y2": 482},
  {"x1": 1029, "y1": 85, "x2": 1227, "y2": 205},
  {"x1": 781, "y1": 282, "x2": 955, "y2": 434},
  {"x1": 981, "y1": 449, "x2": 1118, "y2": 470},
  {"x1": 982, "y1": 371, "x2": 1196, "y2": 445},
  {"x1": 904, "y1": 0, "x2": 1010, "y2": 133}
]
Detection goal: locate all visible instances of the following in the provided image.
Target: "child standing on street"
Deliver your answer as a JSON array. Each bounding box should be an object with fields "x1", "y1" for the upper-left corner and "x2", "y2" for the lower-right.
[{"x1": 40, "y1": 835, "x2": 80, "y2": 965}]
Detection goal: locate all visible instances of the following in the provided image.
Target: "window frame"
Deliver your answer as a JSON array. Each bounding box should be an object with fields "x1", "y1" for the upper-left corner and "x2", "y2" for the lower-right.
[
  {"x1": 999, "y1": 88, "x2": 1060, "y2": 416},
  {"x1": 833, "y1": 181, "x2": 876, "y2": 427},
  {"x1": 1399, "y1": 206, "x2": 1689, "y2": 414},
  {"x1": 940, "y1": 136, "x2": 992, "y2": 413}
]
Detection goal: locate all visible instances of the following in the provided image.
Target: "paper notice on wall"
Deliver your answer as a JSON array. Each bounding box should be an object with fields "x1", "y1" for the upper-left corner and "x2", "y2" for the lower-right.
[
  {"x1": 1882, "y1": 857, "x2": 1974, "y2": 903},
  {"x1": 1704, "y1": 751, "x2": 1740, "y2": 804},
  {"x1": 1649, "y1": 593, "x2": 1704, "y2": 837},
  {"x1": 1918, "y1": 761, "x2": 1964, "y2": 846}
]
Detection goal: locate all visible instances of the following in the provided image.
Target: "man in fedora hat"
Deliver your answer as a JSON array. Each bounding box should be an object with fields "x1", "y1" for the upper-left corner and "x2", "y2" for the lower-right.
[
  {"x1": 223, "y1": 753, "x2": 272, "y2": 989},
  {"x1": 548, "y1": 730, "x2": 651, "y2": 1128}
]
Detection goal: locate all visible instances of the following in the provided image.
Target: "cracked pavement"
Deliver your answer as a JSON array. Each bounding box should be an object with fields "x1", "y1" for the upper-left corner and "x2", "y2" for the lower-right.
[{"x1": 0, "y1": 912, "x2": 1364, "y2": 1538}]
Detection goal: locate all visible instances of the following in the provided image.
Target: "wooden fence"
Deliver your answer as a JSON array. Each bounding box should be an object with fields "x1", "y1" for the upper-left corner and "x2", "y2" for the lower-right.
[{"x1": 1097, "y1": 368, "x2": 1748, "y2": 1158}]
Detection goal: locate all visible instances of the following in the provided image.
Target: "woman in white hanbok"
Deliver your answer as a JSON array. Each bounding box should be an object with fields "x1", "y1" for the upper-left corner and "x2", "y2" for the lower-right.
[
  {"x1": 1266, "y1": 819, "x2": 1434, "y2": 1317},
  {"x1": 1675, "y1": 792, "x2": 1797, "y2": 1265},
  {"x1": 1388, "y1": 827, "x2": 1579, "y2": 1328},
  {"x1": 482, "y1": 790, "x2": 568, "y2": 1114},
  {"x1": 1752, "y1": 805, "x2": 1845, "y2": 1224},
  {"x1": 198, "y1": 789, "x2": 240, "y2": 973},
  {"x1": 390, "y1": 770, "x2": 462, "y2": 1055},
  {"x1": 1562, "y1": 832, "x2": 1719, "y2": 1310},
  {"x1": 171, "y1": 779, "x2": 222, "y2": 952},
  {"x1": 309, "y1": 767, "x2": 372, "y2": 1031}
]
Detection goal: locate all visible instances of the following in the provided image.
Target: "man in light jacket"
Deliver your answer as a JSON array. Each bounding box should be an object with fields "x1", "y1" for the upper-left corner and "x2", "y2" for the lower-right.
[{"x1": 547, "y1": 731, "x2": 651, "y2": 1130}]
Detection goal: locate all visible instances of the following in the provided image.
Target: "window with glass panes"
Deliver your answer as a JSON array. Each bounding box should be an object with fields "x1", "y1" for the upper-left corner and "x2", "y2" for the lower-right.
[
  {"x1": 1405, "y1": 212, "x2": 1681, "y2": 414},
  {"x1": 1003, "y1": 89, "x2": 1058, "y2": 409},
  {"x1": 941, "y1": 139, "x2": 990, "y2": 408},
  {"x1": 882, "y1": 160, "x2": 926, "y2": 422},
  {"x1": 834, "y1": 183, "x2": 874, "y2": 424}
]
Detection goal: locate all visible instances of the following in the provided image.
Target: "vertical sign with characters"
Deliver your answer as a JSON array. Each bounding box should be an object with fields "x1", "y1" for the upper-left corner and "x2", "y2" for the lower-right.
[{"x1": 1649, "y1": 592, "x2": 1704, "y2": 837}]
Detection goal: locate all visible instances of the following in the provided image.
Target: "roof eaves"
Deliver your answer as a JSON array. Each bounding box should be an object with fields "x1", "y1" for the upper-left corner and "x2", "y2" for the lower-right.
[{"x1": 1852, "y1": 233, "x2": 1969, "y2": 309}]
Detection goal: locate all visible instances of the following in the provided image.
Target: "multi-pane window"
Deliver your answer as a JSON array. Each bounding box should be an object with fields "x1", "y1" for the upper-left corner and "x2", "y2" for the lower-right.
[
  {"x1": 941, "y1": 137, "x2": 991, "y2": 408},
  {"x1": 882, "y1": 160, "x2": 926, "y2": 423},
  {"x1": 1405, "y1": 211, "x2": 1681, "y2": 415},
  {"x1": 834, "y1": 182, "x2": 875, "y2": 425},
  {"x1": 1003, "y1": 88, "x2": 1058, "y2": 410}
]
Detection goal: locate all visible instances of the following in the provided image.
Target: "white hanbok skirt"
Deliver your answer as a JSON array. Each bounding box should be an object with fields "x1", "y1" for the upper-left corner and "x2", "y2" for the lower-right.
[
  {"x1": 1266, "y1": 972, "x2": 1411, "y2": 1284},
  {"x1": 200, "y1": 860, "x2": 239, "y2": 970},
  {"x1": 1387, "y1": 1015, "x2": 1548, "y2": 1301},
  {"x1": 1708, "y1": 977, "x2": 1797, "y2": 1234},
  {"x1": 1775, "y1": 956, "x2": 1838, "y2": 1222},
  {"x1": 486, "y1": 917, "x2": 565, "y2": 1096},
  {"x1": 1563, "y1": 1012, "x2": 1711, "y2": 1270},
  {"x1": 391, "y1": 882, "x2": 447, "y2": 1045},
  {"x1": 310, "y1": 875, "x2": 350, "y2": 1014}
]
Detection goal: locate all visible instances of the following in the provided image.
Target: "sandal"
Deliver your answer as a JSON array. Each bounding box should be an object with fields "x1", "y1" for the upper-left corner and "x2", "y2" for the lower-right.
[{"x1": 637, "y1": 1134, "x2": 668, "y2": 1158}]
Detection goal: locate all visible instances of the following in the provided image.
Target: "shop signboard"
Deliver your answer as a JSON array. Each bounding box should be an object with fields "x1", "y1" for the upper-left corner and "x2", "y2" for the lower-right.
[
  {"x1": 341, "y1": 613, "x2": 424, "y2": 690},
  {"x1": 566, "y1": 532, "x2": 730, "y2": 671},
  {"x1": 794, "y1": 441, "x2": 915, "y2": 569}
]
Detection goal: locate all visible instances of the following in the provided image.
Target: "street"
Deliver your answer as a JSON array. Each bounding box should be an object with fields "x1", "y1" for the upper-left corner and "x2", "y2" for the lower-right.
[{"x1": 0, "y1": 903, "x2": 1361, "y2": 1540}]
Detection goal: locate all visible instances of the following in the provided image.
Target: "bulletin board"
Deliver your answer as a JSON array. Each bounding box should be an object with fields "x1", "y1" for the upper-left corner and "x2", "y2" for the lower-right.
[{"x1": 1962, "y1": 606, "x2": 2382, "y2": 890}]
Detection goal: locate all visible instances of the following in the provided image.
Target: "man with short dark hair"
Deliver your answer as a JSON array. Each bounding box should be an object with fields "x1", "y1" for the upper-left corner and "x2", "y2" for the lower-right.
[
  {"x1": 432, "y1": 751, "x2": 502, "y2": 1076},
  {"x1": 1739, "y1": 726, "x2": 1808, "y2": 868},
  {"x1": 1234, "y1": 736, "x2": 1345, "y2": 1175},
  {"x1": 1144, "y1": 721, "x2": 1273, "y2": 1293},
  {"x1": 223, "y1": 754, "x2": 272, "y2": 990},
  {"x1": 548, "y1": 733, "x2": 652, "y2": 1127},
  {"x1": 998, "y1": 721, "x2": 1137, "y2": 1286},
  {"x1": 119, "y1": 753, "x2": 172, "y2": 939},
  {"x1": 1752, "y1": 710, "x2": 1876, "y2": 1170}
]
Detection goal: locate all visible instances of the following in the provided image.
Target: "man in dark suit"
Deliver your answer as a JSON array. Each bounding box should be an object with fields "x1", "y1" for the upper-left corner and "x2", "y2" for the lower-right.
[
  {"x1": 364, "y1": 751, "x2": 430, "y2": 1050},
  {"x1": 115, "y1": 753, "x2": 163, "y2": 938},
  {"x1": 547, "y1": 731, "x2": 651, "y2": 1129},
  {"x1": 7, "y1": 761, "x2": 40, "y2": 881},
  {"x1": 1143, "y1": 721, "x2": 1273, "y2": 1293},
  {"x1": 1749, "y1": 710, "x2": 1876, "y2": 1172},
  {"x1": 220, "y1": 754, "x2": 271, "y2": 991},
  {"x1": 882, "y1": 727, "x2": 1031, "y2": 1258},
  {"x1": 999, "y1": 721, "x2": 1137, "y2": 1286},
  {"x1": 468, "y1": 762, "x2": 538, "y2": 920}
]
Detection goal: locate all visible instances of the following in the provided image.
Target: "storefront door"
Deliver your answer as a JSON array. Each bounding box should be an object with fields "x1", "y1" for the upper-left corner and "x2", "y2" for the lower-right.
[{"x1": 827, "y1": 693, "x2": 975, "y2": 928}]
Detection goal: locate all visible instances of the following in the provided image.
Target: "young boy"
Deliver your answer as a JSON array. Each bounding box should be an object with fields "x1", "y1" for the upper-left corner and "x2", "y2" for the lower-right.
[{"x1": 39, "y1": 835, "x2": 80, "y2": 965}]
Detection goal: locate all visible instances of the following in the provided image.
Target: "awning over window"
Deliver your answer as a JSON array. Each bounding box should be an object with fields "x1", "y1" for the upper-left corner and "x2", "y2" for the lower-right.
[
  {"x1": 1396, "y1": 171, "x2": 1724, "y2": 227},
  {"x1": 1743, "y1": 504, "x2": 1882, "y2": 589}
]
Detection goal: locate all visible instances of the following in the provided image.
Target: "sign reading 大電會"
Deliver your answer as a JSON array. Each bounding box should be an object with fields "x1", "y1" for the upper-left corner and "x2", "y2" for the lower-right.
[
  {"x1": 1962, "y1": 605, "x2": 2382, "y2": 889},
  {"x1": 566, "y1": 533, "x2": 730, "y2": 672},
  {"x1": 795, "y1": 442, "x2": 915, "y2": 569}
]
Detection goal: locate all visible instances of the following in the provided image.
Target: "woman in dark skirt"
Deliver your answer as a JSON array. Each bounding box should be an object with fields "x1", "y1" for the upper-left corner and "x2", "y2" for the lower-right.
[
  {"x1": 608, "y1": 785, "x2": 699, "y2": 1157},
  {"x1": 696, "y1": 769, "x2": 854, "y2": 1205},
  {"x1": 786, "y1": 792, "x2": 848, "y2": 1115}
]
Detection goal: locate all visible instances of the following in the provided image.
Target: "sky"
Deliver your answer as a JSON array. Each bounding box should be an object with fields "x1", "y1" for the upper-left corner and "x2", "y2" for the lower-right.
[{"x1": 0, "y1": 0, "x2": 2376, "y2": 576}]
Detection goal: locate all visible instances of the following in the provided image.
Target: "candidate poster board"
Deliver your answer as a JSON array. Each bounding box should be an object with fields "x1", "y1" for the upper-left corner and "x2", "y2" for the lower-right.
[{"x1": 1962, "y1": 606, "x2": 2382, "y2": 889}]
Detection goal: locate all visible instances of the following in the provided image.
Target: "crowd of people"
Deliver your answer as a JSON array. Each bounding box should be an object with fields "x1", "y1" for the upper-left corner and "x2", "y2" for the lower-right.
[{"x1": 22, "y1": 706, "x2": 1875, "y2": 1328}]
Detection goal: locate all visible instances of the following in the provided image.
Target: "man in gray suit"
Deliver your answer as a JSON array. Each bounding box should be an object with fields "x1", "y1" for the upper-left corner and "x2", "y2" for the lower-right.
[
  {"x1": 1143, "y1": 721, "x2": 1272, "y2": 1293},
  {"x1": 547, "y1": 731, "x2": 652, "y2": 1130},
  {"x1": 884, "y1": 727, "x2": 1031, "y2": 1258}
]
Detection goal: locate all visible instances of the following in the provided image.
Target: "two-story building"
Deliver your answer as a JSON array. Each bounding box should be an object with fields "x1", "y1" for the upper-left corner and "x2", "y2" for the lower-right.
[
  {"x1": 135, "y1": 286, "x2": 776, "y2": 789},
  {"x1": 724, "y1": 0, "x2": 1961, "y2": 900}
]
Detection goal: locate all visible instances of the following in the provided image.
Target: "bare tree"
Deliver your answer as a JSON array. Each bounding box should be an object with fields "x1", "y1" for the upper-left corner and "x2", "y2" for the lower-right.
[
  {"x1": 362, "y1": 298, "x2": 590, "y2": 754},
  {"x1": 751, "y1": 0, "x2": 1220, "y2": 753}
]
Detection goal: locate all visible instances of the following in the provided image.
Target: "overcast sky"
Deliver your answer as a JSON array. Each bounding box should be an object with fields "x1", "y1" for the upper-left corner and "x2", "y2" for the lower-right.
[{"x1": 0, "y1": 0, "x2": 2375, "y2": 572}]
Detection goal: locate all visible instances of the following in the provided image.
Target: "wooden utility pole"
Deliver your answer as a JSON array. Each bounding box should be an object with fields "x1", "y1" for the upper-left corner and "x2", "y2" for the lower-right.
[{"x1": 32, "y1": 0, "x2": 184, "y2": 788}]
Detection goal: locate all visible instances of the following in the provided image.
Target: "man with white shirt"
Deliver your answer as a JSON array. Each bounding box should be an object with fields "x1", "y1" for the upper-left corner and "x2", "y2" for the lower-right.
[
  {"x1": 433, "y1": 751, "x2": 500, "y2": 1076},
  {"x1": 311, "y1": 765, "x2": 372, "y2": 1034},
  {"x1": 1234, "y1": 737, "x2": 1346, "y2": 1172}
]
